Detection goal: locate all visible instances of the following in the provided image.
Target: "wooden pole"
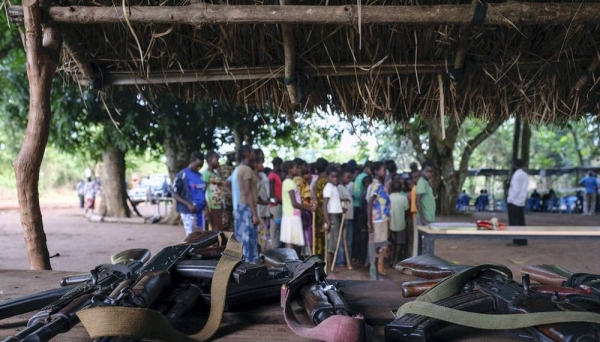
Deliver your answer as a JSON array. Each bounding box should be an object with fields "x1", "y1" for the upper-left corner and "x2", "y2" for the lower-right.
[
  {"x1": 331, "y1": 213, "x2": 345, "y2": 272},
  {"x1": 8, "y1": 3, "x2": 600, "y2": 26},
  {"x1": 69, "y1": 58, "x2": 591, "y2": 86},
  {"x1": 14, "y1": 0, "x2": 62, "y2": 270},
  {"x1": 280, "y1": 0, "x2": 298, "y2": 105},
  {"x1": 311, "y1": 211, "x2": 316, "y2": 255}
]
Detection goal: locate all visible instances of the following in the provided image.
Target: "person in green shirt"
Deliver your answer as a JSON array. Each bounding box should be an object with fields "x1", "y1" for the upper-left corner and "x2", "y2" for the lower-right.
[
  {"x1": 416, "y1": 161, "x2": 436, "y2": 226},
  {"x1": 389, "y1": 175, "x2": 410, "y2": 266},
  {"x1": 203, "y1": 151, "x2": 224, "y2": 231}
]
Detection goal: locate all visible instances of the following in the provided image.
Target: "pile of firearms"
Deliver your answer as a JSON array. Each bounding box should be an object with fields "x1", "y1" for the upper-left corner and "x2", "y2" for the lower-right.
[
  {"x1": 387, "y1": 255, "x2": 600, "y2": 341},
  {"x1": 0, "y1": 231, "x2": 362, "y2": 342}
]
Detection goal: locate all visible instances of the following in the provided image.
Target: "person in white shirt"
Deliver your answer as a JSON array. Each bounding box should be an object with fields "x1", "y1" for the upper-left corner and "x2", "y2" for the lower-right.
[
  {"x1": 507, "y1": 159, "x2": 529, "y2": 246},
  {"x1": 323, "y1": 166, "x2": 343, "y2": 273}
]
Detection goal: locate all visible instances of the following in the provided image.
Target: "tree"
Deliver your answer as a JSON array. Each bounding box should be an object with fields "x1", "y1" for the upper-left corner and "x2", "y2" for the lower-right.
[{"x1": 394, "y1": 115, "x2": 504, "y2": 215}]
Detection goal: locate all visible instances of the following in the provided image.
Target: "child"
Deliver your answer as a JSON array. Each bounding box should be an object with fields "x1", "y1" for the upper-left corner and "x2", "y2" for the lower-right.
[
  {"x1": 367, "y1": 162, "x2": 391, "y2": 280},
  {"x1": 281, "y1": 161, "x2": 315, "y2": 250},
  {"x1": 389, "y1": 175, "x2": 410, "y2": 267},
  {"x1": 294, "y1": 160, "x2": 313, "y2": 256},
  {"x1": 322, "y1": 165, "x2": 343, "y2": 273},
  {"x1": 335, "y1": 169, "x2": 354, "y2": 266},
  {"x1": 359, "y1": 175, "x2": 372, "y2": 268}
]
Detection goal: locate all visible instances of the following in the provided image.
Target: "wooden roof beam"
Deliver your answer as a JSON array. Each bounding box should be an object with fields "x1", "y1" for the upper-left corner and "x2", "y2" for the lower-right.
[
  {"x1": 8, "y1": 3, "x2": 600, "y2": 26},
  {"x1": 74, "y1": 59, "x2": 591, "y2": 86}
]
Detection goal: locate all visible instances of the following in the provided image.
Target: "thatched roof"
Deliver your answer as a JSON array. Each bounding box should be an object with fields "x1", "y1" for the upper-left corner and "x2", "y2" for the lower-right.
[{"x1": 8, "y1": 0, "x2": 600, "y2": 123}]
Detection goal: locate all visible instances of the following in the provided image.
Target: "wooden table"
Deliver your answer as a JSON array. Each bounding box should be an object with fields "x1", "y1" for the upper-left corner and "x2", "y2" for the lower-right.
[{"x1": 417, "y1": 225, "x2": 600, "y2": 255}]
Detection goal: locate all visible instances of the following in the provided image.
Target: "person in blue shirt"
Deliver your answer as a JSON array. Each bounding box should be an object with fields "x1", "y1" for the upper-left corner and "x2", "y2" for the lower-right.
[
  {"x1": 579, "y1": 172, "x2": 599, "y2": 216},
  {"x1": 172, "y1": 151, "x2": 207, "y2": 236}
]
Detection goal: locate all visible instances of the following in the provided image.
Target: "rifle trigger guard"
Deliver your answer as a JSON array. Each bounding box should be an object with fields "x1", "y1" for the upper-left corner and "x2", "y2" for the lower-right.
[{"x1": 90, "y1": 270, "x2": 99, "y2": 286}]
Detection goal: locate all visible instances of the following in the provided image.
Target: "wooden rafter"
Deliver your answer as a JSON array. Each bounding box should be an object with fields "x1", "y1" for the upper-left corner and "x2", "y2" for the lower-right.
[
  {"x1": 8, "y1": 3, "x2": 600, "y2": 26},
  {"x1": 74, "y1": 59, "x2": 593, "y2": 86}
]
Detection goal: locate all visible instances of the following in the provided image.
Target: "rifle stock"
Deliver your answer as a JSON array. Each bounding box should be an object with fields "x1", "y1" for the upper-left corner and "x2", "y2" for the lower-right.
[
  {"x1": 396, "y1": 255, "x2": 469, "y2": 279},
  {"x1": 521, "y1": 264, "x2": 574, "y2": 286},
  {"x1": 401, "y1": 279, "x2": 445, "y2": 298}
]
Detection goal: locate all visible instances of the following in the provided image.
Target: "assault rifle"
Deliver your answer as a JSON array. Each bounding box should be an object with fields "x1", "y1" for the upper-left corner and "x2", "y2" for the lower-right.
[
  {"x1": 387, "y1": 255, "x2": 600, "y2": 341},
  {"x1": 398, "y1": 255, "x2": 596, "y2": 298}
]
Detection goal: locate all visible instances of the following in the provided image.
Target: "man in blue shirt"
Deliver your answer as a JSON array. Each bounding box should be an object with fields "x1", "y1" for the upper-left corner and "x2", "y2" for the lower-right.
[
  {"x1": 173, "y1": 151, "x2": 207, "y2": 236},
  {"x1": 579, "y1": 172, "x2": 599, "y2": 216}
]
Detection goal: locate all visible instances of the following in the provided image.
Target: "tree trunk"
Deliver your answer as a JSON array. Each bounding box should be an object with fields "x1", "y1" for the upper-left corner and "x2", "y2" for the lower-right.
[
  {"x1": 12, "y1": 0, "x2": 62, "y2": 270},
  {"x1": 569, "y1": 124, "x2": 585, "y2": 166},
  {"x1": 100, "y1": 147, "x2": 130, "y2": 217},
  {"x1": 512, "y1": 115, "x2": 521, "y2": 162},
  {"x1": 427, "y1": 118, "x2": 504, "y2": 216},
  {"x1": 161, "y1": 134, "x2": 192, "y2": 224},
  {"x1": 521, "y1": 121, "x2": 531, "y2": 169}
]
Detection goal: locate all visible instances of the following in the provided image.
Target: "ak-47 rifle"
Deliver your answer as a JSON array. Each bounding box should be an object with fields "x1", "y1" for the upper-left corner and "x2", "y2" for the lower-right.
[
  {"x1": 387, "y1": 256, "x2": 600, "y2": 341},
  {"x1": 399, "y1": 255, "x2": 596, "y2": 299},
  {"x1": 1, "y1": 231, "x2": 223, "y2": 342}
]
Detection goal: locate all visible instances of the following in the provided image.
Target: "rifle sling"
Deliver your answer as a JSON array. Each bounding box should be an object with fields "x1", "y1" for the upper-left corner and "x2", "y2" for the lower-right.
[
  {"x1": 76, "y1": 234, "x2": 243, "y2": 342},
  {"x1": 397, "y1": 264, "x2": 600, "y2": 330}
]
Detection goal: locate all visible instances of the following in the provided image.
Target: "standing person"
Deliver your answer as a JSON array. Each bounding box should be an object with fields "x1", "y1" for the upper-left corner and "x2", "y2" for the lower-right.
[
  {"x1": 172, "y1": 151, "x2": 207, "y2": 236},
  {"x1": 203, "y1": 151, "x2": 224, "y2": 231},
  {"x1": 236, "y1": 146, "x2": 260, "y2": 263},
  {"x1": 322, "y1": 165, "x2": 343, "y2": 273},
  {"x1": 76, "y1": 179, "x2": 85, "y2": 209},
  {"x1": 384, "y1": 160, "x2": 398, "y2": 194},
  {"x1": 409, "y1": 168, "x2": 420, "y2": 221},
  {"x1": 219, "y1": 152, "x2": 236, "y2": 232},
  {"x1": 389, "y1": 175, "x2": 410, "y2": 266},
  {"x1": 579, "y1": 172, "x2": 599, "y2": 216},
  {"x1": 352, "y1": 161, "x2": 372, "y2": 265},
  {"x1": 293, "y1": 159, "x2": 313, "y2": 255},
  {"x1": 507, "y1": 159, "x2": 529, "y2": 246},
  {"x1": 255, "y1": 150, "x2": 271, "y2": 251},
  {"x1": 313, "y1": 157, "x2": 330, "y2": 257},
  {"x1": 367, "y1": 162, "x2": 391, "y2": 280},
  {"x1": 416, "y1": 161, "x2": 435, "y2": 226},
  {"x1": 336, "y1": 169, "x2": 354, "y2": 266},
  {"x1": 268, "y1": 157, "x2": 284, "y2": 249},
  {"x1": 359, "y1": 175, "x2": 372, "y2": 267},
  {"x1": 83, "y1": 177, "x2": 96, "y2": 214},
  {"x1": 281, "y1": 161, "x2": 315, "y2": 251}
]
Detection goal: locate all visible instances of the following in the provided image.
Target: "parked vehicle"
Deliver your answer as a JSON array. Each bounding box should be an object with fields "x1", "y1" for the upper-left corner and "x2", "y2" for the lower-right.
[{"x1": 127, "y1": 174, "x2": 171, "y2": 204}]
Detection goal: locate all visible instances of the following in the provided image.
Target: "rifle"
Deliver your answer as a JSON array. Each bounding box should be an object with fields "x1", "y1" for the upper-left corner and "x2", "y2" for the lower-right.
[
  {"x1": 388, "y1": 259, "x2": 600, "y2": 341},
  {"x1": 399, "y1": 256, "x2": 597, "y2": 299},
  {"x1": 521, "y1": 264, "x2": 600, "y2": 290},
  {"x1": 280, "y1": 253, "x2": 367, "y2": 342},
  {"x1": 1, "y1": 231, "x2": 222, "y2": 342}
]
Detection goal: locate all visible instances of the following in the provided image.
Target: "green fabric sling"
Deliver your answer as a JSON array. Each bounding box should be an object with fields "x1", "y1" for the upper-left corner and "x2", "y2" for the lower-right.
[
  {"x1": 77, "y1": 234, "x2": 243, "y2": 341},
  {"x1": 396, "y1": 264, "x2": 600, "y2": 330}
]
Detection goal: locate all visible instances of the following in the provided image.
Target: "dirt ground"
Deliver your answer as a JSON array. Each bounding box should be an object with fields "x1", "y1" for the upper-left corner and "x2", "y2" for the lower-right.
[{"x1": 0, "y1": 197, "x2": 599, "y2": 281}]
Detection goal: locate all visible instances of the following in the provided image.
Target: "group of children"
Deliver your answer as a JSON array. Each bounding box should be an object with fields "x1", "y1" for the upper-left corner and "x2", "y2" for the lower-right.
[{"x1": 174, "y1": 148, "x2": 434, "y2": 280}]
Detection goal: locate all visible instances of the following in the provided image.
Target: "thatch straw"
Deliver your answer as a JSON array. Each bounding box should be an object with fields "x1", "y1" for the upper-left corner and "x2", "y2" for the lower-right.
[{"x1": 45, "y1": 0, "x2": 600, "y2": 123}]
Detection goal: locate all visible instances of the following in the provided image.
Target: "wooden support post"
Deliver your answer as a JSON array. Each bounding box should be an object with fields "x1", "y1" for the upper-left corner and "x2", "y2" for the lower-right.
[
  {"x1": 280, "y1": 0, "x2": 298, "y2": 105},
  {"x1": 13, "y1": 0, "x2": 62, "y2": 270}
]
